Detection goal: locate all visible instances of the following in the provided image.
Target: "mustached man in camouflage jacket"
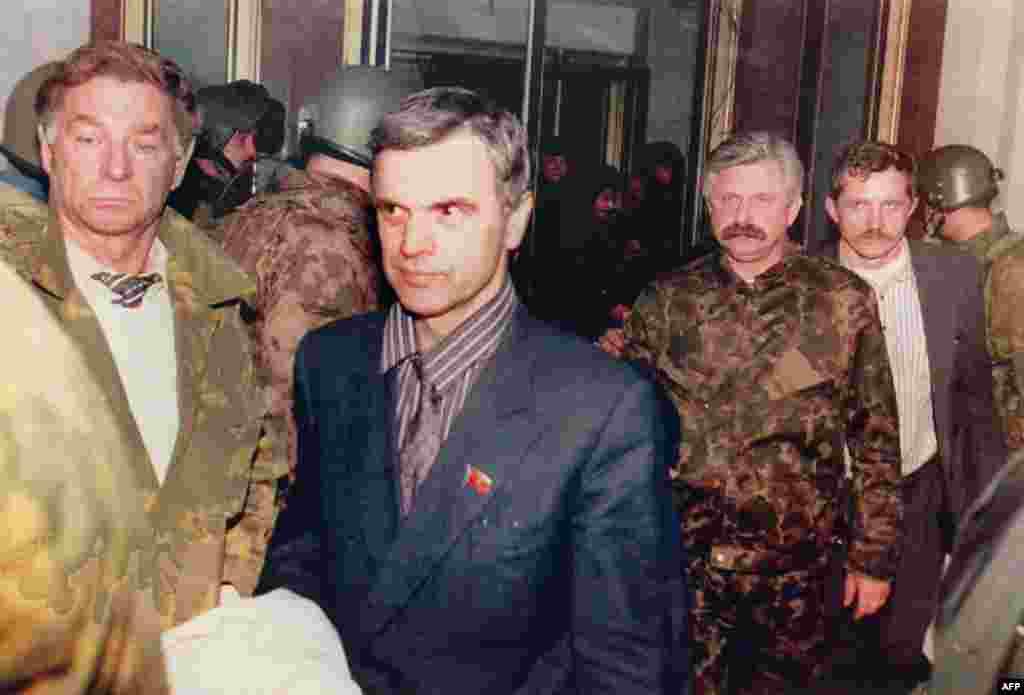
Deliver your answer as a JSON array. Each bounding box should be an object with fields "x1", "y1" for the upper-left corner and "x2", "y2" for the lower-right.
[
  {"x1": 611, "y1": 132, "x2": 902, "y2": 695},
  {"x1": 0, "y1": 41, "x2": 287, "y2": 631}
]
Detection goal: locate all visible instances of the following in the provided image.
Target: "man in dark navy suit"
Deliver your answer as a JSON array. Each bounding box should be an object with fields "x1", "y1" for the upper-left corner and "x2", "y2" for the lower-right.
[{"x1": 258, "y1": 87, "x2": 685, "y2": 694}]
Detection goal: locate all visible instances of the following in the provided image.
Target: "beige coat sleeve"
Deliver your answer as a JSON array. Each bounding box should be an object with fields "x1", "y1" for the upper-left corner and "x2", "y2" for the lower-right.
[{"x1": 0, "y1": 260, "x2": 168, "y2": 694}]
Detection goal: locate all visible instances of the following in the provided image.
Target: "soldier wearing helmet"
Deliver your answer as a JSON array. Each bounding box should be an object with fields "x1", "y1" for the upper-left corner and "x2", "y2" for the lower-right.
[
  {"x1": 218, "y1": 65, "x2": 422, "y2": 478},
  {"x1": 920, "y1": 145, "x2": 1024, "y2": 451},
  {"x1": 170, "y1": 79, "x2": 286, "y2": 229}
]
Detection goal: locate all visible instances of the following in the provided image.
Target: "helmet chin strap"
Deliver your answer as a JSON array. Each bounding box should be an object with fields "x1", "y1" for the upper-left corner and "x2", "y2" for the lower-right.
[{"x1": 925, "y1": 207, "x2": 947, "y2": 238}]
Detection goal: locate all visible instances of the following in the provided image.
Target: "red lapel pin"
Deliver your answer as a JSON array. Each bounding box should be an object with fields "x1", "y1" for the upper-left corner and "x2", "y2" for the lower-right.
[{"x1": 465, "y1": 465, "x2": 494, "y2": 496}]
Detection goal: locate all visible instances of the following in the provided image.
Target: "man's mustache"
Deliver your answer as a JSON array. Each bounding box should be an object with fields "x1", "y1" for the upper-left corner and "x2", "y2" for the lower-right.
[{"x1": 721, "y1": 223, "x2": 767, "y2": 241}]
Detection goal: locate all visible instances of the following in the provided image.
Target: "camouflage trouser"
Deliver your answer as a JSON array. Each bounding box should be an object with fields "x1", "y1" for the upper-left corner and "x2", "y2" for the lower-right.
[{"x1": 688, "y1": 551, "x2": 830, "y2": 695}]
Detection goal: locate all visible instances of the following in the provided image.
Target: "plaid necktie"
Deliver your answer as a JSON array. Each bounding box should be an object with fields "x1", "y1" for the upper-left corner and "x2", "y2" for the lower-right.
[
  {"x1": 399, "y1": 354, "x2": 444, "y2": 516},
  {"x1": 90, "y1": 271, "x2": 163, "y2": 309}
]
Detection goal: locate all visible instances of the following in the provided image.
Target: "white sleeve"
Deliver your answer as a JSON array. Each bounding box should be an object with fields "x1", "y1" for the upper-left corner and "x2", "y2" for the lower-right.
[{"x1": 162, "y1": 589, "x2": 362, "y2": 695}]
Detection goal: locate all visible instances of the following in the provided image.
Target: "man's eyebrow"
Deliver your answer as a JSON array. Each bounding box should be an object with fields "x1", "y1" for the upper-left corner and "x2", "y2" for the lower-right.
[
  {"x1": 67, "y1": 114, "x2": 101, "y2": 129},
  {"x1": 66, "y1": 116, "x2": 165, "y2": 138}
]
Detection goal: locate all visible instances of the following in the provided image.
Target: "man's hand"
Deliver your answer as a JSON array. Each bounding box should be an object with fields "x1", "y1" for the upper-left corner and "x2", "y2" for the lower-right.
[
  {"x1": 844, "y1": 571, "x2": 891, "y2": 620},
  {"x1": 598, "y1": 327, "x2": 627, "y2": 358}
]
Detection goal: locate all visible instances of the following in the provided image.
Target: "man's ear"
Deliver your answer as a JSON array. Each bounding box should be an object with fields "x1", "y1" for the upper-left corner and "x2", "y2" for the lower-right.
[
  {"x1": 38, "y1": 124, "x2": 53, "y2": 176},
  {"x1": 786, "y1": 194, "x2": 804, "y2": 227},
  {"x1": 825, "y1": 196, "x2": 839, "y2": 225},
  {"x1": 173, "y1": 137, "x2": 196, "y2": 190},
  {"x1": 504, "y1": 191, "x2": 534, "y2": 252},
  {"x1": 908, "y1": 195, "x2": 919, "y2": 217}
]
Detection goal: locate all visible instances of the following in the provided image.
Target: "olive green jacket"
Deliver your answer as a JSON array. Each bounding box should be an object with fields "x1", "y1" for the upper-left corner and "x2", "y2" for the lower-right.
[
  {"x1": 0, "y1": 184, "x2": 287, "y2": 628},
  {"x1": 959, "y1": 212, "x2": 1024, "y2": 450}
]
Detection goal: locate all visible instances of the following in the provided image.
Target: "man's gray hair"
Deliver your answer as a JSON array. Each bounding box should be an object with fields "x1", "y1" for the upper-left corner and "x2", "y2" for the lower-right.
[
  {"x1": 369, "y1": 87, "x2": 530, "y2": 207},
  {"x1": 703, "y1": 131, "x2": 804, "y2": 202}
]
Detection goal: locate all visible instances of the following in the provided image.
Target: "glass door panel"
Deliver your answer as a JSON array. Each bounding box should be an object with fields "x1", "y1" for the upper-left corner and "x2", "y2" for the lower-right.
[{"x1": 525, "y1": 0, "x2": 702, "y2": 319}]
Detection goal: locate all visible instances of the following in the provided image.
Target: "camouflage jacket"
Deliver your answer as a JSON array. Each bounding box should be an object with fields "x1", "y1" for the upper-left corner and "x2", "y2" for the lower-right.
[
  {"x1": 0, "y1": 184, "x2": 288, "y2": 629},
  {"x1": 219, "y1": 169, "x2": 380, "y2": 476},
  {"x1": 958, "y1": 212, "x2": 1024, "y2": 450},
  {"x1": 624, "y1": 245, "x2": 903, "y2": 579},
  {"x1": 0, "y1": 258, "x2": 168, "y2": 693}
]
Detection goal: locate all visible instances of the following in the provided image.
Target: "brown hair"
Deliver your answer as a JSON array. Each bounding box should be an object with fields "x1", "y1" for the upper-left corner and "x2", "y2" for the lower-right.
[
  {"x1": 35, "y1": 41, "x2": 197, "y2": 156},
  {"x1": 830, "y1": 140, "x2": 916, "y2": 199}
]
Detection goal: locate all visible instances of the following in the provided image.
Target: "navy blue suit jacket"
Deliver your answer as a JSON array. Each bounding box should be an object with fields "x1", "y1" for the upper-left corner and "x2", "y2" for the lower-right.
[{"x1": 258, "y1": 307, "x2": 686, "y2": 694}]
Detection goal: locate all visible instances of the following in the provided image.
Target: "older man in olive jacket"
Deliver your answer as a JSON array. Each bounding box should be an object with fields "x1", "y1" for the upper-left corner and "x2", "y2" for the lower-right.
[{"x1": 0, "y1": 40, "x2": 286, "y2": 630}]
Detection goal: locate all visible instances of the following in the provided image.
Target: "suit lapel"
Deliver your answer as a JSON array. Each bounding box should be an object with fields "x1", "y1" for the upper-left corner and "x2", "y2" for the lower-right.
[{"x1": 359, "y1": 310, "x2": 541, "y2": 635}]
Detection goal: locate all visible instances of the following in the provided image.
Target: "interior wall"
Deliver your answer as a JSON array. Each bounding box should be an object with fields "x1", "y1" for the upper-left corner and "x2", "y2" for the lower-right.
[
  {"x1": 0, "y1": 0, "x2": 90, "y2": 138},
  {"x1": 934, "y1": 0, "x2": 1024, "y2": 219}
]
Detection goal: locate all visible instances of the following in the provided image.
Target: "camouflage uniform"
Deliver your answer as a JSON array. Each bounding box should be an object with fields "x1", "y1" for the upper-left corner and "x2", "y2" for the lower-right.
[
  {"x1": 624, "y1": 244, "x2": 903, "y2": 694},
  {"x1": 0, "y1": 258, "x2": 167, "y2": 693},
  {"x1": 956, "y1": 212, "x2": 1024, "y2": 451},
  {"x1": 0, "y1": 183, "x2": 288, "y2": 629},
  {"x1": 219, "y1": 169, "x2": 380, "y2": 477}
]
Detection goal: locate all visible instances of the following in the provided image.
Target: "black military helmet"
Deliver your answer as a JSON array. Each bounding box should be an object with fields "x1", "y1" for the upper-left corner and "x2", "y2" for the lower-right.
[
  {"x1": 918, "y1": 144, "x2": 1003, "y2": 211},
  {"x1": 194, "y1": 80, "x2": 285, "y2": 162},
  {"x1": 300, "y1": 65, "x2": 423, "y2": 169}
]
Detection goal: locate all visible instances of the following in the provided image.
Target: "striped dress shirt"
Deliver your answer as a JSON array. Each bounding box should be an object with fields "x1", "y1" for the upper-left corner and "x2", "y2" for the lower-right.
[
  {"x1": 842, "y1": 240, "x2": 938, "y2": 476},
  {"x1": 381, "y1": 278, "x2": 518, "y2": 453}
]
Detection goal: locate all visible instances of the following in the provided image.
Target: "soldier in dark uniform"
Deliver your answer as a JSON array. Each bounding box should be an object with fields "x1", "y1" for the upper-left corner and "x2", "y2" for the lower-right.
[{"x1": 169, "y1": 79, "x2": 286, "y2": 229}]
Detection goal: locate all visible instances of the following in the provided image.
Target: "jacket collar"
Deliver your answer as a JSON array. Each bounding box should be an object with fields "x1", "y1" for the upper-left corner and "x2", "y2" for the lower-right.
[
  {"x1": 711, "y1": 239, "x2": 804, "y2": 288},
  {"x1": 961, "y1": 211, "x2": 1015, "y2": 269},
  {"x1": 28, "y1": 206, "x2": 254, "y2": 306}
]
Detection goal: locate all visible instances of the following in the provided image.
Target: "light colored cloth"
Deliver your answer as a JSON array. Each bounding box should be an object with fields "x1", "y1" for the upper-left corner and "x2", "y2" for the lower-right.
[
  {"x1": 162, "y1": 589, "x2": 362, "y2": 695},
  {"x1": 66, "y1": 235, "x2": 180, "y2": 483},
  {"x1": 842, "y1": 240, "x2": 938, "y2": 476}
]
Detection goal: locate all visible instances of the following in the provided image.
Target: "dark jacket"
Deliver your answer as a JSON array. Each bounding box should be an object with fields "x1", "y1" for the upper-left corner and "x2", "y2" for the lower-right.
[
  {"x1": 259, "y1": 307, "x2": 686, "y2": 694},
  {"x1": 822, "y1": 240, "x2": 1007, "y2": 520}
]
